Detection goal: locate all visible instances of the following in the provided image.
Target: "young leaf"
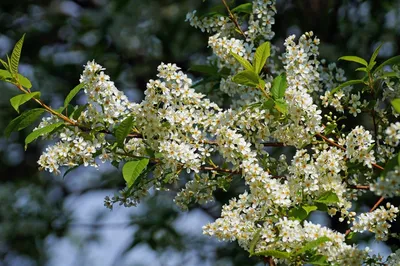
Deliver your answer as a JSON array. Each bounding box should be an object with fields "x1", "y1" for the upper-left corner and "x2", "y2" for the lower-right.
[
  {"x1": 24, "y1": 122, "x2": 64, "y2": 149},
  {"x1": 338, "y1": 56, "x2": 368, "y2": 67},
  {"x1": 122, "y1": 159, "x2": 149, "y2": 187},
  {"x1": 249, "y1": 228, "x2": 262, "y2": 255},
  {"x1": 306, "y1": 255, "x2": 329, "y2": 265},
  {"x1": 271, "y1": 73, "x2": 287, "y2": 99},
  {"x1": 373, "y1": 55, "x2": 400, "y2": 75},
  {"x1": 0, "y1": 59, "x2": 9, "y2": 71},
  {"x1": 252, "y1": 249, "x2": 291, "y2": 259},
  {"x1": 10, "y1": 34, "x2": 25, "y2": 74},
  {"x1": 0, "y1": 69, "x2": 12, "y2": 80},
  {"x1": 330, "y1": 79, "x2": 364, "y2": 95},
  {"x1": 10, "y1": 92, "x2": 40, "y2": 113},
  {"x1": 232, "y1": 70, "x2": 259, "y2": 87},
  {"x1": 231, "y1": 3, "x2": 252, "y2": 14},
  {"x1": 391, "y1": 99, "x2": 400, "y2": 114},
  {"x1": 17, "y1": 74, "x2": 32, "y2": 89},
  {"x1": 115, "y1": 116, "x2": 134, "y2": 146},
  {"x1": 63, "y1": 83, "x2": 84, "y2": 109},
  {"x1": 295, "y1": 236, "x2": 331, "y2": 255},
  {"x1": 368, "y1": 43, "x2": 383, "y2": 70},
  {"x1": 253, "y1": 41, "x2": 270, "y2": 74},
  {"x1": 355, "y1": 67, "x2": 367, "y2": 72},
  {"x1": 288, "y1": 206, "x2": 308, "y2": 221},
  {"x1": 314, "y1": 191, "x2": 339, "y2": 204},
  {"x1": 4, "y1": 108, "x2": 46, "y2": 137},
  {"x1": 230, "y1": 52, "x2": 253, "y2": 71}
]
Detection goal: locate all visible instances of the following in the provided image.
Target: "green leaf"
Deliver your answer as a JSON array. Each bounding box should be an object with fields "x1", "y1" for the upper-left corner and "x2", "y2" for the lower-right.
[
  {"x1": 377, "y1": 71, "x2": 399, "y2": 79},
  {"x1": 271, "y1": 73, "x2": 287, "y2": 99},
  {"x1": 274, "y1": 99, "x2": 288, "y2": 114},
  {"x1": 10, "y1": 92, "x2": 40, "y2": 113},
  {"x1": 314, "y1": 191, "x2": 339, "y2": 204},
  {"x1": 230, "y1": 52, "x2": 253, "y2": 71},
  {"x1": 24, "y1": 122, "x2": 64, "y2": 149},
  {"x1": 288, "y1": 206, "x2": 308, "y2": 221},
  {"x1": 262, "y1": 98, "x2": 275, "y2": 110},
  {"x1": 4, "y1": 108, "x2": 46, "y2": 137},
  {"x1": 122, "y1": 159, "x2": 149, "y2": 187},
  {"x1": 17, "y1": 74, "x2": 32, "y2": 89},
  {"x1": 391, "y1": 98, "x2": 400, "y2": 114},
  {"x1": 373, "y1": 55, "x2": 400, "y2": 75},
  {"x1": 63, "y1": 165, "x2": 80, "y2": 179},
  {"x1": 306, "y1": 254, "x2": 329, "y2": 265},
  {"x1": 0, "y1": 59, "x2": 9, "y2": 71},
  {"x1": 115, "y1": 116, "x2": 134, "y2": 146},
  {"x1": 355, "y1": 67, "x2": 367, "y2": 72},
  {"x1": 381, "y1": 154, "x2": 399, "y2": 178},
  {"x1": 253, "y1": 249, "x2": 291, "y2": 259},
  {"x1": 368, "y1": 43, "x2": 383, "y2": 70},
  {"x1": 0, "y1": 69, "x2": 12, "y2": 80},
  {"x1": 71, "y1": 104, "x2": 88, "y2": 120},
  {"x1": 232, "y1": 70, "x2": 259, "y2": 87},
  {"x1": 338, "y1": 56, "x2": 368, "y2": 67},
  {"x1": 249, "y1": 228, "x2": 262, "y2": 255},
  {"x1": 10, "y1": 34, "x2": 25, "y2": 74},
  {"x1": 295, "y1": 237, "x2": 331, "y2": 255},
  {"x1": 189, "y1": 65, "x2": 219, "y2": 76},
  {"x1": 231, "y1": 3, "x2": 252, "y2": 14},
  {"x1": 254, "y1": 41, "x2": 270, "y2": 74},
  {"x1": 330, "y1": 79, "x2": 364, "y2": 95},
  {"x1": 63, "y1": 83, "x2": 84, "y2": 109}
]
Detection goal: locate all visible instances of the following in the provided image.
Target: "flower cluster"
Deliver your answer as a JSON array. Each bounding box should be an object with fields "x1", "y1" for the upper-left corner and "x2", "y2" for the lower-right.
[
  {"x1": 371, "y1": 165, "x2": 400, "y2": 198},
  {"x1": 351, "y1": 203, "x2": 399, "y2": 241},
  {"x1": 344, "y1": 126, "x2": 376, "y2": 168}
]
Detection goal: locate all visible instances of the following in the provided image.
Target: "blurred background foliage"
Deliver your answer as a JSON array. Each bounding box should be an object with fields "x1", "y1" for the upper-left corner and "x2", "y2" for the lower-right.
[{"x1": 0, "y1": 0, "x2": 399, "y2": 265}]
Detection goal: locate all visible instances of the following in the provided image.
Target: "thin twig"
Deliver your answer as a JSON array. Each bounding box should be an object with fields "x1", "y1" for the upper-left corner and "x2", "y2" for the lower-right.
[{"x1": 221, "y1": 0, "x2": 246, "y2": 37}]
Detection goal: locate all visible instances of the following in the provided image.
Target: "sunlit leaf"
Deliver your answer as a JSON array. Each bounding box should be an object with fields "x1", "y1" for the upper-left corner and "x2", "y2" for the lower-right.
[
  {"x1": 122, "y1": 159, "x2": 149, "y2": 187},
  {"x1": 10, "y1": 92, "x2": 40, "y2": 113}
]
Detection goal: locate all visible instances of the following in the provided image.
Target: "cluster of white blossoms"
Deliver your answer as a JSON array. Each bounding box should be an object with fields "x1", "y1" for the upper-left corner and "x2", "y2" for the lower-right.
[
  {"x1": 351, "y1": 203, "x2": 399, "y2": 241},
  {"x1": 371, "y1": 166, "x2": 400, "y2": 198},
  {"x1": 343, "y1": 126, "x2": 376, "y2": 168},
  {"x1": 24, "y1": 0, "x2": 400, "y2": 264}
]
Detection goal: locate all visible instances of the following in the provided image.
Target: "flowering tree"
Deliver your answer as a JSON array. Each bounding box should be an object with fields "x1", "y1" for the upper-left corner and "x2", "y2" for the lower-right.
[{"x1": 2, "y1": 0, "x2": 400, "y2": 265}]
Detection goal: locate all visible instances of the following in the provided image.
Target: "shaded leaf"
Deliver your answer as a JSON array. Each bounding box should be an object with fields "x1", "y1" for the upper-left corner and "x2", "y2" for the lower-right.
[
  {"x1": 0, "y1": 69, "x2": 12, "y2": 80},
  {"x1": 249, "y1": 228, "x2": 262, "y2": 255},
  {"x1": 63, "y1": 83, "x2": 84, "y2": 109},
  {"x1": 373, "y1": 55, "x2": 400, "y2": 75},
  {"x1": 330, "y1": 79, "x2": 364, "y2": 95},
  {"x1": 295, "y1": 236, "x2": 331, "y2": 255},
  {"x1": 314, "y1": 191, "x2": 339, "y2": 204},
  {"x1": 253, "y1": 249, "x2": 290, "y2": 259},
  {"x1": 231, "y1": 3, "x2": 252, "y2": 14},
  {"x1": 306, "y1": 254, "x2": 329, "y2": 265},
  {"x1": 369, "y1": 43, "x2": 383, "y2": 70},
  {"x1": 4, "y1": 108, "x2": 46, "y2": 137}
]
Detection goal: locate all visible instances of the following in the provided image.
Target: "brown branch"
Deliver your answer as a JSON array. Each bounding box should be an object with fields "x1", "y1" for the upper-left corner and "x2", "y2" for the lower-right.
[{"x1": 221, "y1": 0, "x2": 246, "y2": 37}]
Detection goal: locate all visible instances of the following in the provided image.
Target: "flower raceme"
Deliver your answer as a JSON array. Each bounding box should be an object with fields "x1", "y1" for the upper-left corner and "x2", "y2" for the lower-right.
[{"x1": 2, "y1": 0, "x2": 400, "y2": 265}]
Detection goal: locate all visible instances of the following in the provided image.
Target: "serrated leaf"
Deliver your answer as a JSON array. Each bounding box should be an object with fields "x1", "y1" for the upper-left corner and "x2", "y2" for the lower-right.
[
  {"x1": 0, "y1": 69, "x2": 12, "y2": 80},
  {"x1": 338, "y1": 56, "x2": 368, "y2": 67},
  {"x1": 295, "y1": 236, "x2": 331, "y2": 255},
  {"x1": 369, "y1": 43, "x2": 383, "y2": 70},
  {"x1": 0, "y1": 59, "x2": 9, "y2": 71},
  {"x1": 230, "y1": 52, "x2": 253, "y2": 71},
  {"x1": 115, "y1": 116, "x2": 134, "y2": 146},
  {"x1": 330, "y1": 79, "x2": 364, "y2": 95},
  {"x1": 232, "y1": 70, "x2": 259, "y2": 87},
  {"x1": 63, "y1": 83, "x2": 84, "y2": 109},
  {"x1": 254, "y1": 41, "x2": 270, "y2": 74},
  {"x1": 391, "y1": 99, "x2": 400, "y2": 114},
  {"x1": 10, "y1": 34, "x2": 25, "y2": 74},
  {"x1": 274, "y1": 99, "x2": 288, "y2": 114},
  {"x1": 17, "y1": 74, "x2": 32, "y2": 89},
  {"x1": 231, "y1": 3, "x2": 252, "y2": 14},
  {"x1": 4, "y1": 108, "x2": 46, "y2": 137},
  {"x1": 122, "y1": 159, "x2": 149, "y2": 187},
  {"x1": 253, "y1": 249, "x2": 291, "y2": 259},
  {"x1": 249, "y1": 228, "x2": 262, "y2": 255},
  {"x1": 10, "y1": 92, "x2": 40, "y2": 113},
  {"x1": 314, "y1": 191, "x2": 339, "y2": 204},
  {"x1": 24, "y1": 122, "x2": 64, "y2": 149},
  {"x1": 373, "y1": 55, "x2": 400, "y2": 75},
  {"x1": 271, "y1": 73, "x2": 287, "y2": 99}
]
